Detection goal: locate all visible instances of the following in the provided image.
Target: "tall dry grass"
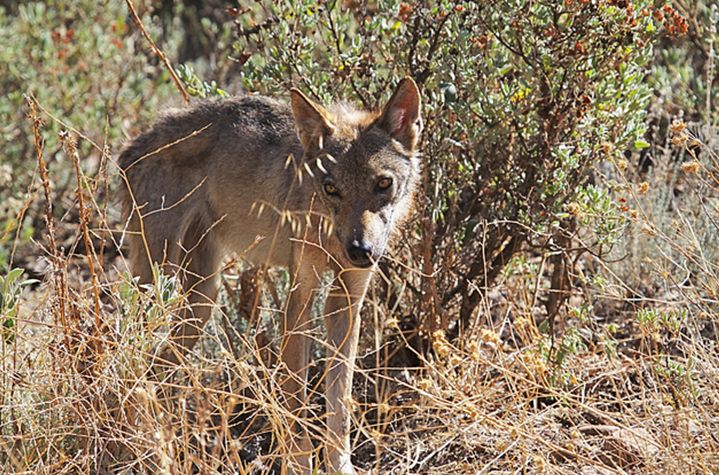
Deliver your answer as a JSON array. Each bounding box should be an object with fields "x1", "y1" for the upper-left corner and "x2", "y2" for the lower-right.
[
  {"x1": 1, "y1": 97, "x2": 718, "y2": 474},
  {"x1": 1, "y1": 1, "x2": 719, "y2": 473}
]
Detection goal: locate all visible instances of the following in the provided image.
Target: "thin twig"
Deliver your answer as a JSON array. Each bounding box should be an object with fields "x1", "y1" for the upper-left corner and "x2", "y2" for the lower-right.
[
  {"x1": 124, "y1": 0, "x2": 190, "y2": 104},
  {"x1": 62, "y1": 131, "x2": 104, "y2": 356}
]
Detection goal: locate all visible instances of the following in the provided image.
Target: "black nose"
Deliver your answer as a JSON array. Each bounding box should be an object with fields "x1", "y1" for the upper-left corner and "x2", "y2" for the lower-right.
[{"x1": 347, "y1": 241, "x2": 373, "y2": 267}]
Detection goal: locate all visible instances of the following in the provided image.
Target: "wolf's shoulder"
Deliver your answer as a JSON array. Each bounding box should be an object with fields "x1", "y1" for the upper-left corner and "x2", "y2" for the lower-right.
[
  {"x1": 193, "y1": 94, "x2": 291, "y2": 120},
  {"x1": 193, "y1": 94, "x2": 295, "y2": 140}
]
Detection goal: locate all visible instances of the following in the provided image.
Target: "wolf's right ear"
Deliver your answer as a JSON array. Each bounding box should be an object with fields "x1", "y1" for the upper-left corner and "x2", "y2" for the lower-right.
[
  {"x1": 290, "y1": 88, "x2": 335, "y2": 150},
  {"x1": 378, "y1": 77, "x2": 422, "y2": 151}
]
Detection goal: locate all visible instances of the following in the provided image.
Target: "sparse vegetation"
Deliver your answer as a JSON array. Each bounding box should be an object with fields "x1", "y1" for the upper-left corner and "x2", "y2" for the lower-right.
[{"x1": 1, "y1": 0, "x2": 718, "y2": 473}]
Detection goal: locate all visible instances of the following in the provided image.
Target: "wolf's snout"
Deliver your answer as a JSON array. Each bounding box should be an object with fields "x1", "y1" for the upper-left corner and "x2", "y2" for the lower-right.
[{"x1": 347, "y1": 241, "x2": 373, "y2": 268}]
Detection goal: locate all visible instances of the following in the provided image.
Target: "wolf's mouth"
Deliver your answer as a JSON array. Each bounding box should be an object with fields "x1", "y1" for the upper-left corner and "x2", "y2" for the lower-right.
[
  {"x1": 342, "y1": 248, "x2": 373, "y2": 268},
  {"x1": 349, "y1": 256, "x2": 374, "y2": 268}
]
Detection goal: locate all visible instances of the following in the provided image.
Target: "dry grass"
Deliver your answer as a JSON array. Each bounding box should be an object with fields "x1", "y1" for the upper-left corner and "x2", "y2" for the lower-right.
[
  {"x1": 1, "y1": 99, "x2": 718, "y2": 475},
  {"x1": 1, "y1": 2, "x2": 718, "y2": 469}
]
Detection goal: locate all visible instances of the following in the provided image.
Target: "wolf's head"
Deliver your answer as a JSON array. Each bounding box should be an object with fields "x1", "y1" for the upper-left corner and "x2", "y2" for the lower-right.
[{"x1": 290, "y1": 78, "x2": 422, "y2": 268}]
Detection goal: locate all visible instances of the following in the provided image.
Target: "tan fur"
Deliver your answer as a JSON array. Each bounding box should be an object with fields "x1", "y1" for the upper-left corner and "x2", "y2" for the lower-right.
[{"x1": 118, "y1": 78, "x2": 422, "y2": 475}]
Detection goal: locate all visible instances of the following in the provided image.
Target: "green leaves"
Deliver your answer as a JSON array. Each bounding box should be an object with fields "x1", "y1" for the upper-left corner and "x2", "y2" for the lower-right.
[
  {"x1": 227, "y1": 0, "x2": 662, "y2": 325},
  {"x1": 1, "y1": 267, "x2": 37, "y2": 343},
  {"x1": 633, "y1": 139, "x2": 651, "y2": 150},
  {"x1": 0, "y1": 0, "x2": 178, "y2": 266},
  {"x1": 176, "y1": 64, "x2": 227, "y2": 98}
]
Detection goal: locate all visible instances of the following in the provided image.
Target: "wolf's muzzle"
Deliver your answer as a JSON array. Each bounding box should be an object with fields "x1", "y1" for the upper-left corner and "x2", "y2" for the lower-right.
[{"x1": 347, "y1": 241, "x2": 373, "y2": 268}]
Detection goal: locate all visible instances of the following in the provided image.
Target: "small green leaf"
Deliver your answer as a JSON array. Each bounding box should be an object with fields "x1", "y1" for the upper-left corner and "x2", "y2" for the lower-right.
[
  {"x1": 6, "y1": 268, "x2": 22, "y2": 286},
  {"x1": 646, "y1": 19, "x2": 655, "y2": 33},
  {"x1": 633, "y1": 139, "x2": 650, "y2": 150}
]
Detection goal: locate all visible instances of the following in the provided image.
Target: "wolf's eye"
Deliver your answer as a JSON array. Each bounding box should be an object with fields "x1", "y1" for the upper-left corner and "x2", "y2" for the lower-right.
[
  {"x1": 324, "y1": 183, "x2": 340, "y2": 196},
  {"x1": 376, "y1": 177, "x2": 393, "y2": 191}
]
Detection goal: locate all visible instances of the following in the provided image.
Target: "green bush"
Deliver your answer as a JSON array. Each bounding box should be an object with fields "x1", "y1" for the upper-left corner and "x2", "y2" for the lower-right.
[
  {"x1": 231, "y1": 0, "x2": 661, "y2": 332},
  {"x1": 0, "y1": 0, "x2": 177, "y2": 271}
]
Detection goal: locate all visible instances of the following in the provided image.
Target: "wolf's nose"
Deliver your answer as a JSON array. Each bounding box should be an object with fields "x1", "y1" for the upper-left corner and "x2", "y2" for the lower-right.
[{"x1": 347, "y1": 242, "x2": 373, "y2": 268}]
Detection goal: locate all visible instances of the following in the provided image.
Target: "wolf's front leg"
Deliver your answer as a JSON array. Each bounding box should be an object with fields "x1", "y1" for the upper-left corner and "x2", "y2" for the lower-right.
[
  {"x1": 323, "y1": 268, "x2": 373, "y2": 475},
  {"x1": 280, "y1": 258, "x2": 323, "y2": 475}
]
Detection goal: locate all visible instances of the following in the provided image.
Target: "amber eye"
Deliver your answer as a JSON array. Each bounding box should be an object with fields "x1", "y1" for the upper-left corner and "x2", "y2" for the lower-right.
[
  {"x1": 324, "y1": 182, "x2": 340, "y2": 196},
  {"x1": 376, "y1": 177, "x2": 393, "y2": 191}
]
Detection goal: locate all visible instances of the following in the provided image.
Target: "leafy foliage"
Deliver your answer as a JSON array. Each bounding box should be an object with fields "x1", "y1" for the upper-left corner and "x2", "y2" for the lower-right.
[
  {"x1": 0, "y1": 0, "x2": 176, "y2": 272},
  {"x1": 231, "y1": 0, "x2": 660, "y2": 330}
]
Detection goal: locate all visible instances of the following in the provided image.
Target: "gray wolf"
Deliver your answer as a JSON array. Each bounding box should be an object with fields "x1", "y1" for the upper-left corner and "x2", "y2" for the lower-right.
[{"x1": 118, "y1": 78, "x2": 422, "y2": 474}]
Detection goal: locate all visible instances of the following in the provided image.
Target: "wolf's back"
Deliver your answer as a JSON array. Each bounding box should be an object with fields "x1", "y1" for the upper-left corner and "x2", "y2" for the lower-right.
[
  {"x1": 118, "y1": 95, "x2": 295, "y2": 171},
  {"x1": 118, "y1": 102, "x2": 222, "y2": 172},
  {"x1": 118, "y1": 102, "x2": 216, "y2": 223},
  {"x1": 117, "y1": 96, "x2": 295, "y2": 221}
]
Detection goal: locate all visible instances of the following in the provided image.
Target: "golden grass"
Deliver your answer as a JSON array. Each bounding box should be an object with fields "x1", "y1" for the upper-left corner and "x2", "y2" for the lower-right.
[{"x1": 1, "y1": 102, "x2": 718, "y2": 475}]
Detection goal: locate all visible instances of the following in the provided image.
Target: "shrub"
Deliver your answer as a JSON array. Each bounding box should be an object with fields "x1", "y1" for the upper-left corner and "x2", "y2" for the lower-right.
[
  {"x1": 0, "y1": 0, "x2": 177, "y2": 272},
  {"x1": 231, "y1": 0, "x2": 661, "y2": 335}
]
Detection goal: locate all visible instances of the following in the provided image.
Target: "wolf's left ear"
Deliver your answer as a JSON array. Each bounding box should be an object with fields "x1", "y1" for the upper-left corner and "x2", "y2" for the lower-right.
[
  {"x1": 290, "y1": 88, "x2": 335, "y2": 150},
  {"x1": 378, "y1": 77, "x2": 422, "y2": 151}
]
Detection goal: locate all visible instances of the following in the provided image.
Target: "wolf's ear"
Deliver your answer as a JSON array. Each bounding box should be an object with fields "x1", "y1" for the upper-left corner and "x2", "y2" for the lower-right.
[
  {"x1": 378, "y1": 77, "x2": 422, "y2": 151},
  {"x1": 290, "y1": 88, "x2": 335, "y2": 150}
]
